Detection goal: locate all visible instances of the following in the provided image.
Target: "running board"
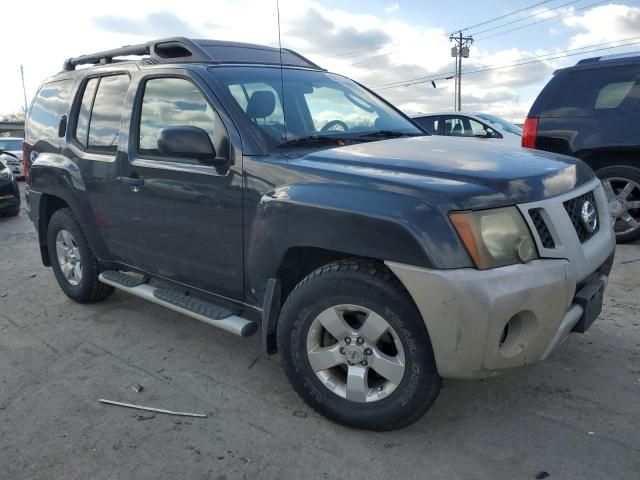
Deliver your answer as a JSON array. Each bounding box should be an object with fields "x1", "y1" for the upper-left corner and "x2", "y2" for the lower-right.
[{"x1": 98, "y1": 271, "x2": 257, "y2": 337}]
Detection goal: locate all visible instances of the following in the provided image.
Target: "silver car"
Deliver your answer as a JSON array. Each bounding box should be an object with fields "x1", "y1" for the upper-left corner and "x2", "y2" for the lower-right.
[{"x1": 0, "y1": 137, "x2": 23, "y2": 178}]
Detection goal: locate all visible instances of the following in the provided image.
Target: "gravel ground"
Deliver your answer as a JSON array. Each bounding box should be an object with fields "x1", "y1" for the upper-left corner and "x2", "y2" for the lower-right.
[{"x1": 1, "y1": 184, "x2": 639, "y2": 480}]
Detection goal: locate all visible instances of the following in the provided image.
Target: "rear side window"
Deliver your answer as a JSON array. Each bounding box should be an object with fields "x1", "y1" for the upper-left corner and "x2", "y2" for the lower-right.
[
  {"x1": 87, "y1": 75, "x2": 130, "y2": 154},
  {"x1": 414, "y1": 116, "x2": 439, "y2": 134},
  {"x1": 27, "y1": 80, "x2": 72, "y2": 141},
  {"x1": 74, "y1": 78, "x2": 99, "y2": 147},
  {"x1": 541, "y1": 65, "x2": 639, "y2": 117}
]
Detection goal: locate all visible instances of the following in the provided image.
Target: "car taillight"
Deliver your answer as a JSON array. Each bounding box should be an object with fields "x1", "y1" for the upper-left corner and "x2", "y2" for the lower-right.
[
  {"x1": 22, "y1": 142, "x2": 28, "y2": 183},
  {"x1": 522, "y1": 118, "x2": 538, "y2": 149}
]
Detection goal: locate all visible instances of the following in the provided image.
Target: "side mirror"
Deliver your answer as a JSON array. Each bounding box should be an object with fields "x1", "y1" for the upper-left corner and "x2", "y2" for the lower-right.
[
  {"x1": 474, "y1": 129, "x2": 490, "y2": 138},
  {"x1": 157, "y1": 126, "x2": 226, "y2": 166}
]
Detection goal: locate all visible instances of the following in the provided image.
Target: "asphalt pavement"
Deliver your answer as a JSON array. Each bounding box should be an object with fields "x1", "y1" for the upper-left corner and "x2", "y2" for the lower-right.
[{"x1": 1, "y1": 183, "x2": 638, "y2": 479}]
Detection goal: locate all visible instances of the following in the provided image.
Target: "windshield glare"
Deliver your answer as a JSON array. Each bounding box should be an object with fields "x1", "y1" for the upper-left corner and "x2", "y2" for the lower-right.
[
  {"x1": 0, "y1": 139, "x2": 22, "y2": 151},
  {"x1": 210, "y1": 67, "x2": 421, "y2": 144},
  {"x1": 475, "y1": 113, "x2": 522, "y2": 135}
]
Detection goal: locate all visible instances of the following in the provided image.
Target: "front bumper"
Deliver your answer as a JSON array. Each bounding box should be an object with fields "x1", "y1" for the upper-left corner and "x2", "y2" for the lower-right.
[{"x1": 386, "y1": 178, "x2": 616, "y2": 379}]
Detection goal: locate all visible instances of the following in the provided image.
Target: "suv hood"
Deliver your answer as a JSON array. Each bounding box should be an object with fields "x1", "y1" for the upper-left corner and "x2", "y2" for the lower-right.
[{"x1": 295, "y1": 136, "x2": 594, "y2": 209}]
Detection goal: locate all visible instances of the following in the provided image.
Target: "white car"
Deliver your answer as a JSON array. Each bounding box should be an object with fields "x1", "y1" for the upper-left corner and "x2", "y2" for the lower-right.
[
  {"x1": 0, "y1": 137, "x2": 23, "y2": 178},
  {"x1": 412, "y1": 112, "x2": 522, "y2": 147}
]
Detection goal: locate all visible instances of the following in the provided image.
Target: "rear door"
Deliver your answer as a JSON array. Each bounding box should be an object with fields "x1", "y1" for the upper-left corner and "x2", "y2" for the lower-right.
[
  {"x1": 113, "y1": 70, "x2": 243, "y2": 298},
  {"x1": 65, "y1": 72, "x2": 133, "y2": 261}
]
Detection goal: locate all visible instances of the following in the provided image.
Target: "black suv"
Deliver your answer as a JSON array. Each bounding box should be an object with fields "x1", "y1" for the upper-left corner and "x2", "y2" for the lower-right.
[
  {"x1": 25, "y1": 38, "x2": 615, "y2": 430},
  {"x1": 523, "y1": 52, "x2": 640, "y2": 243}
]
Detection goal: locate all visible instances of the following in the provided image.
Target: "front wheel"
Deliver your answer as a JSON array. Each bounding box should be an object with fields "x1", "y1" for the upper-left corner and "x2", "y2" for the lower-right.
[{"x1": 277, "y1": 260, "x2": 441, "y2": 431}]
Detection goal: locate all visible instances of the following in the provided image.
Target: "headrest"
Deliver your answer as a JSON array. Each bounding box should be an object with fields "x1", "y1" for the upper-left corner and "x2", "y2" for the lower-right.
[{"x1": 246, "y1": 90, "x2": 276, "y2": 119}]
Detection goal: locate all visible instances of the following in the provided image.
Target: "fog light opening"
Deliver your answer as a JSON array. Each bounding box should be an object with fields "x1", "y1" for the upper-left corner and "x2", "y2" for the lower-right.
[{"x1": 499, "y1": 311, "x2": 537, "y2": 358}]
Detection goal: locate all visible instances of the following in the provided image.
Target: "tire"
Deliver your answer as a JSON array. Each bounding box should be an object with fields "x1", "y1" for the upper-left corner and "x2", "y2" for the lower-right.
[
  {"x1": 3, "y1": 206, "x2": 19, "y2": 217},
  {"x1": 596, "y1": 165, "x2": 640, "y2": 244},
  {"x1": 47, "y1": 208, "x2": 114, "y2": 303},
  {"x1": 277, "y1": 259, "x2": 441, "y2": 431}
]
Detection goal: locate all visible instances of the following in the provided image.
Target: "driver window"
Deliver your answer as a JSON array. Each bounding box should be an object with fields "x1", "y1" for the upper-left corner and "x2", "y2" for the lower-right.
[
  {"x1": 138, "y1": 77, "x2": 227, "y2": 160},
  {"x1": 468, "y1": 118, "x2": 488, "y2": 136},
  {"x1": 304, "y1": 87, "x2": 378, "y2": 133}
]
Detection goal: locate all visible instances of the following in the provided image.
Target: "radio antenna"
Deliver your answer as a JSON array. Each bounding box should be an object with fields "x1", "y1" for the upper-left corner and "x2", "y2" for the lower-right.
[{"x1": 276, "y1": 0, "x2": 288, "y2": 148}]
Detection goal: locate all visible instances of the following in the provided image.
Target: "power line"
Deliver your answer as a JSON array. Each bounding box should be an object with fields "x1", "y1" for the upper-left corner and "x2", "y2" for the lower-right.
[
  {"x1": 372, "y1": 38, "x2": 640, "y2": 91},
  {"x1": 475, "y1": 0, "x2": 609, "y2": 40},
  {"x1": 349, "y1": 0, "x2": 602, "y2": 67},
  {"x1": 449, "y1": 0, "x2": 558, "y2": 34},
  {"x1": 324, "y1": 0, "x2": 570, "y2": 61},
  {"x1": 469, "y1": 0, "x2": 586, "y2": 36}
]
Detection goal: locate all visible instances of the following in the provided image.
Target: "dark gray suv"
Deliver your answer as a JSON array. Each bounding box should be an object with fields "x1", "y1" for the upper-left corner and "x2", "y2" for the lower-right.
[{"x1": 24, "y1": 38, "x2": 615, "y2": 430}]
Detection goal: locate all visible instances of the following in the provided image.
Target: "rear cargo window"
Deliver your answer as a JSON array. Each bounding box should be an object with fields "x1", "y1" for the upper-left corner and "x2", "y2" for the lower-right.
[
  {"x1": 87, "y1": 75, "x2": 130, "y2": 154},
  {"x1": 541, "y1": 65, "x2": 639, "y2": 117},
  {"x1": 27, "y1": 80, "x2": 72, "y2": 141}
]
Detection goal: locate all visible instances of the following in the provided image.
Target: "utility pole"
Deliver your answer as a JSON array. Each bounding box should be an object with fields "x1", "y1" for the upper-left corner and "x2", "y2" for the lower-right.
[
  {"x1": 449, "y1": 32, "x2": 473, "y2": 112},
  {"x1": 20, "y1": 65, "x2": 28, "y2": 114}
]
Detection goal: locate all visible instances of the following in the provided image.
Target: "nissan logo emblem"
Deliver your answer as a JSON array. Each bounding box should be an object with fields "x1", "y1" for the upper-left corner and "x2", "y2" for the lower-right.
[{"x1": 580, "y1": 200, "x2": 598, "y2": 233}]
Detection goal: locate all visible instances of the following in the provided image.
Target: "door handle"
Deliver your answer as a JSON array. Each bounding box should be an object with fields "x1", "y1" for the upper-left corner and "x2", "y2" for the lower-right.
[{"x1": 121, "y1": 175, "x2": 145, "y2": 191}]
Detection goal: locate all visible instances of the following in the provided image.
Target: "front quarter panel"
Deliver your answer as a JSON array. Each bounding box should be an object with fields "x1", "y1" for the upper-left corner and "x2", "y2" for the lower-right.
[{"x1": 243, "y1": 155, "x2": 473, "y2": 303}]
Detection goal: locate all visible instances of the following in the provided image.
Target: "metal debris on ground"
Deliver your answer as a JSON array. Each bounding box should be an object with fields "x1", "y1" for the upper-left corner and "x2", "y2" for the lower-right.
[
  {"x1": 535, "y1": 471, "x2": 550, "y2": 479},
  {"x1": 130, "y1": 384, "x2": 144, "y2": 393},
  {"x1": 98, "y1": 399, "x2": 207, "y2": 418}
]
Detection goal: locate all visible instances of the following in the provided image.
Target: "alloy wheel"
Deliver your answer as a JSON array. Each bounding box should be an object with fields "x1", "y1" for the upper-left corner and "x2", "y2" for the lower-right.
[
  {"x1": 55, "y1": 229, "x2": 83, "y2": 286},
  {"x1": 306, "y1": 304, "x2": 406, "y2": 403}
]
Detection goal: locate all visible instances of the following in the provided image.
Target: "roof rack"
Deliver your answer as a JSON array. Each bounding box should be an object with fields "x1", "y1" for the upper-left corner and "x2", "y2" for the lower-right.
[
  {"x1": 62, "y1": 37, "x2": 323, "y2": 71},
  {"x1": 576, "y1": 51, "x2": 640, "y2": 65}
]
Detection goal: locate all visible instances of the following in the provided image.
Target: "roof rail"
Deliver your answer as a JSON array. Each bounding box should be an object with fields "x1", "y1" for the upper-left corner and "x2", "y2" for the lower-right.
[{"x1": 62, "y1": 37, "x2": 323, "y2": 71}]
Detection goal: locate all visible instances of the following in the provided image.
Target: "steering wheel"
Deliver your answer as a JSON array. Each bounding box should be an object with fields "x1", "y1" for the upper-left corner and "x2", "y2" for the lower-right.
[{"x1": 320, "y1": 120, "x2": 349, "y2": 133}]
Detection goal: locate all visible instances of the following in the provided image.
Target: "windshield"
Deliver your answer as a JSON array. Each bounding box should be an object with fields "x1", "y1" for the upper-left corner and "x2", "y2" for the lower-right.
[
  {"x1": 210, "y1": 66, "x2": 421, "y2": 144},
  {"x1": 0, "y1": 139, "x2": 22, "y2": 151},
  {"x1": 474, "y1": 113, "x2": 522, "y2": 135}
]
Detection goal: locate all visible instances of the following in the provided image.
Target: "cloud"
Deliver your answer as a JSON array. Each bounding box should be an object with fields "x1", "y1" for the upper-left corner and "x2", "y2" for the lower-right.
[
  {"x1": 93, "y1": 11, "x2": 202, "y2": 38},
  {"x1": 564, "y1": 4, "x2": 640, "y2": 48},
  {"x1": 286, "y1": 7, "x2": 392, "y2": 55}
]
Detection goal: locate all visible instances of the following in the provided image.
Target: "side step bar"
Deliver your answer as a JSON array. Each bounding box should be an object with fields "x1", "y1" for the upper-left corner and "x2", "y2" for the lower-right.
[{"x1": 99, "y1": 271, "x2": 257, "y2": 337}]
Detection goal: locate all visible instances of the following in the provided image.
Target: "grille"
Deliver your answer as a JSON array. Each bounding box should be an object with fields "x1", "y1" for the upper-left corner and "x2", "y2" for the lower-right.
[
  {"x1": 563, "y1": 190, "x2": 599, "y2": 243},
  {"x1": 529, "y1": 208, "x2": 555, "y2": 248}
]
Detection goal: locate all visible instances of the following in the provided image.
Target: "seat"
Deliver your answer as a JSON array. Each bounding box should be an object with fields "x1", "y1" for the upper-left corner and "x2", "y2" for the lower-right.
[{"x1": 452, "y1": 123, "x2": 464, "y2": 136}]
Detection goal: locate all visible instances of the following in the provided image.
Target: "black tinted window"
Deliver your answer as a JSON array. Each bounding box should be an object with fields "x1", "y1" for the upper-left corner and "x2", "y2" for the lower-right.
[
  {"x1": 74, "y1": 78, "x2": 99, "y2": 148},
  {"x1": 414, "y1": 116, "x2": 439, "y2": 134},
  {"x1": 543, "y1": 65, "x2": 639, "y2": 117},
  {"x1": 88, "y1": 75, "x2": 130, "y2": 153},
  {"x1": 138, "y1": 78, "x2": 219, "y2": 157},
  {"x1": 27, "y1": 80, "x2": 72, "y2": 141}
]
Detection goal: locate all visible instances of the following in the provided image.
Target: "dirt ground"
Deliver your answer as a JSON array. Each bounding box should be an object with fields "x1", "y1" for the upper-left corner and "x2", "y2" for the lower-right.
[{"x1": 1, "y1": 184, "x2": 639, "y2": 480}]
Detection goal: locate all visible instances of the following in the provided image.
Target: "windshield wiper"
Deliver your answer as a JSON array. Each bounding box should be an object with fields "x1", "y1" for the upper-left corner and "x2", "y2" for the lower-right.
[
  {"x1": 277, "y1": 135, "x2": 345, "y2": 148},
  {"x1": 354, "y1": 130, "x2": 422, "y2": 140}
]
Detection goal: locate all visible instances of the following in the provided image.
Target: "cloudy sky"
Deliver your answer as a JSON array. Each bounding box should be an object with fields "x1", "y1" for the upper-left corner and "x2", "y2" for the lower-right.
[{"x1": 3, "y1": 0, "x2": 640, "y2": 122}]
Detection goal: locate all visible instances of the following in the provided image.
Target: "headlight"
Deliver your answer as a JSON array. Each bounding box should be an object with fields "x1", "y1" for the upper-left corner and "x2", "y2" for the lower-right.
[
  {"x1": 450, "y1": 206, "x2": 538, "y2": 269},
  {"x1": 0, "y1": 168, "x2": 10, "y2": 180}
]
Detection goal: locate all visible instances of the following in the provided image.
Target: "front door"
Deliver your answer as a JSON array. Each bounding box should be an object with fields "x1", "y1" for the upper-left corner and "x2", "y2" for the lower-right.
[{"x1": 115, "y1": 72, "x2": 243, "y2": 299}]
